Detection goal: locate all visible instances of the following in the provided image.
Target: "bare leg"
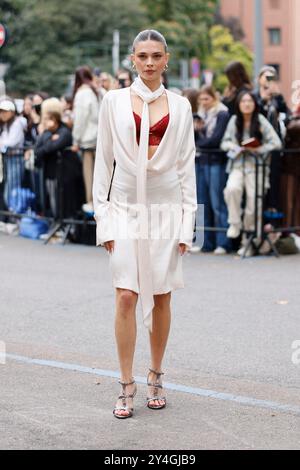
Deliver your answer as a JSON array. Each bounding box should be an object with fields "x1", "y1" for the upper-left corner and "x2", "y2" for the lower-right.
[
  {"x1": 148, "y1": 292, "x2": 171, "y2": 407},
  {"x1": 114, "y1": 288, "x2": 138, "y2": 417}
]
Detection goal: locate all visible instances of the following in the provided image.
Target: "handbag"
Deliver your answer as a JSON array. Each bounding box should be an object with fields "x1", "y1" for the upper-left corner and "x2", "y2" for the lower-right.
[{"x1": 19, "y1": 214, "x2": 49, "y2": 240}]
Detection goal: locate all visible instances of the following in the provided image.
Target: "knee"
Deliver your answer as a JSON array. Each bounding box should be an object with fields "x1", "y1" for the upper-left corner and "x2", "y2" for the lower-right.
[
  {"x1": 117, "y1": 289, "x2": 137, "y2": 315},
  {"x1": 153, "y1": 292, "x2": 171, "y2": 311},
  {"x1": 224, "y1": 182, "x2": 242, "y2": 199}
]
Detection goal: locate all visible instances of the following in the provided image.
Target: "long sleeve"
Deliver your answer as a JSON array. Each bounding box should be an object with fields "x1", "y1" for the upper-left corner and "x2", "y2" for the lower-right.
[
  {"x1": 0, "y1": 118, "x2": 25, "y2": 151},
  {"x1": 196, "y1": 112, "x2": 230, "y2": 149},
  {"x1": 34, "y1": 127, "x2": 72, "y2": 159},
  {"x1": 92, "y1": 93, "x2": 115, "y2": 246},
  {"x1": 176, "y1": 102, "x2": 197, "y2": 248},
  {"x1": 257, "y1": 114, "x2": 282, "y2": 155},
  {"x1": 220, "y1": 116, "x2": 241, "y2": 153},
  {"x1": 72, "y1": 91, "x2": 88, "y2": 146}
]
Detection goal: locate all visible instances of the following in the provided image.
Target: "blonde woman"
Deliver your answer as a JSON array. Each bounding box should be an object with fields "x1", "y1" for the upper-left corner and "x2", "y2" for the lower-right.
[{"x1": 93, "y1": 30, "x2": 197, "y2": 419}]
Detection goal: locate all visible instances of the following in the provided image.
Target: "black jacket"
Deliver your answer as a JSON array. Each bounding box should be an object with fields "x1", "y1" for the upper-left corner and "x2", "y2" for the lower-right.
[
  {"x1": 35, "y1": 124, "x2": 73, "y2": 179},
  {"x1": 195, "y1": 110, "x2": 230, "y2": 165},
  {"x1": 253, "y1": 91, "x2": 290, "y2": 139}
]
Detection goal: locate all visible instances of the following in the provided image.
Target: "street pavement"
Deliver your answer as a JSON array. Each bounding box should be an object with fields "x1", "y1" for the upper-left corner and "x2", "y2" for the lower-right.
[{"x1": 1, "y1": 233, "x2": 300, "y2": 450}]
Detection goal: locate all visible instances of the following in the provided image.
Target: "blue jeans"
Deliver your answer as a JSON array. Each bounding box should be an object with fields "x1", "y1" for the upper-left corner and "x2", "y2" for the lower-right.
[
  {"x1": 195, "y1": 161, "x2": 230, "y2": 251},
  {"x1": 4, "y1": 155, "x2": 25, "y2": 209}
]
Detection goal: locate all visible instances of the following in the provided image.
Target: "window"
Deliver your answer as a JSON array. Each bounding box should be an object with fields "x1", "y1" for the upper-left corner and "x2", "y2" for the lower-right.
[
  {"x1": 269, "y1": 28, "x2": 281, "y2": 45},
  {"x1": 270, "y1": 0, "x2": 280, "y2": 8}
]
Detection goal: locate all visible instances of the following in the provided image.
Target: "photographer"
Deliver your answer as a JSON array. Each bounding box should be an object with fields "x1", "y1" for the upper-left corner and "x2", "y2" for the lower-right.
[
  {"x1": 116, "y1": 69, "x2": 133, "y2": 89},
  {"x1": 254, "y1": 66, "x2": 290, "y2": 212}
]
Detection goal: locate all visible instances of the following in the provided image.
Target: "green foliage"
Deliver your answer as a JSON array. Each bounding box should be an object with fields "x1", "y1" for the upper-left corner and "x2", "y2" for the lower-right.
[
  {"x1": 140, "y1": 0, "x2": 218, "y2": 60},
  {"x1": 206, "y1": 25, "x2": 254, "y2": 91},
  {"x1": 0, "y1": 0, "x2": 146, "y2": 96}
]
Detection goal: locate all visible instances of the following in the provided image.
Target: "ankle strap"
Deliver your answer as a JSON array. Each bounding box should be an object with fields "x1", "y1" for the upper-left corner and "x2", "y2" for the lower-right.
[
  {"x1": 119, "y1": 379, "x2": 135, "y2": 386},
  {"x1": 149, "y1": 368, "x2": 164, "y2": 377}
]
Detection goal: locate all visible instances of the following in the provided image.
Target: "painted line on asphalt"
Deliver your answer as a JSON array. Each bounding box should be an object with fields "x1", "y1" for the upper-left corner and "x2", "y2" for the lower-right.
[{"x1": 4, "y1": 352, "x2": 300, "y2": 417}]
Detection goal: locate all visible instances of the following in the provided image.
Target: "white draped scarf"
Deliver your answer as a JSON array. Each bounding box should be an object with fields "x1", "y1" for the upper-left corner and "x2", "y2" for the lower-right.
[{"x1": 130, "y1": 75, "x2": 166, "y2": 332}]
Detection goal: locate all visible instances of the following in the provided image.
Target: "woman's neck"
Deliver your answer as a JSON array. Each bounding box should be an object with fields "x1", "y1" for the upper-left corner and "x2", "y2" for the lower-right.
[
  {"x1": 140, "y1": 76, "x2": 162, "y2": 92},
  {"x1": 243, "y1": 113, "x2": 252, "y2": 125}
]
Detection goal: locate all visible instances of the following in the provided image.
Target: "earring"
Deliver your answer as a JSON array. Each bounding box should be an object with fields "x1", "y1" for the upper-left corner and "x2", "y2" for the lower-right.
[
  {"x1": 132, "y1": 63, "x2": 136, "y2": 70},
  {"x1": 164, "y1": 64, "x2": 169, "y2": 71}
]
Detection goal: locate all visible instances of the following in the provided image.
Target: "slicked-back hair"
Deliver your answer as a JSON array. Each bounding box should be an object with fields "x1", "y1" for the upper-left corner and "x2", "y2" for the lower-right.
[{"x1": 132, "y1": 29, "x2": 168, "y2": 53}]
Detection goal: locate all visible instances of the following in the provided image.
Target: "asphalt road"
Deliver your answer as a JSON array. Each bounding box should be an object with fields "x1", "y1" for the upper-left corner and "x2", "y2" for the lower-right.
[{"x1": 1, "y1": 233, "x2": 300, "y2": 450}]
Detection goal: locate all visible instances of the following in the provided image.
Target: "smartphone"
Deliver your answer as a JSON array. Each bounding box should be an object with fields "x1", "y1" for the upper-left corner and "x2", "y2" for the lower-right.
[
  {"x1": 119, "y1": 78, "x2": 126, "y2": 88},
  {"x1": 33, "y1": 103, "x2": 42, "y2": 115}
]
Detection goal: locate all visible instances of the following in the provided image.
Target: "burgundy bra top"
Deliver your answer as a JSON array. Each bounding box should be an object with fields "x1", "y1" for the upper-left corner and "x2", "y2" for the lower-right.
[{"x1": 133, "y1": 111, "x2": 169, "y2": 146}]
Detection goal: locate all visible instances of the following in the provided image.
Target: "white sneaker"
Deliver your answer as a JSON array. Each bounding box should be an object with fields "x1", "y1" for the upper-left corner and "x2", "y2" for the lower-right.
[
  {"x1": 237, "y1": 245, "x2": 254, "y2": 257},
  {"x1": 214, "y1": 247, "x2": 227, "y2": 255},
  {"x1": 227, "y1": 224, "x2": 241, "y2": 239},
  {"x1": 189, "y1": 245, "x2": 201, "y2": 253},
  {"x1": 82, "y1": 202, "x2": 94, "y2": 214}
]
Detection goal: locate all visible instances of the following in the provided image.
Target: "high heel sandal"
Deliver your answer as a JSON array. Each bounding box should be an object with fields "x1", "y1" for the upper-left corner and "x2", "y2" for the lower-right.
[
  {"x1": 146, "y1": 368, "x2": 167, "y2": 410},
  {"x1": 113, "y1": 379, "x2": 137, "y2": 419}
]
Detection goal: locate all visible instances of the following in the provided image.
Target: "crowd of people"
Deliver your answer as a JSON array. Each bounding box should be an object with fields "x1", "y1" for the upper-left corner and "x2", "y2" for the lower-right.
[{"x1": 0, "y1": 61, "x2": 299, "y2": 254}]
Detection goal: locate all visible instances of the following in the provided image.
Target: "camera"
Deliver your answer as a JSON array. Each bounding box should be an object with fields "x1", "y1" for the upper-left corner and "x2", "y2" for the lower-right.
[
  {"x1": 118, "y1": 78, "x2": 126, "y2": 89},
  {"x1": 33, "y1": 103, "x2": 42, "y2": 116}
]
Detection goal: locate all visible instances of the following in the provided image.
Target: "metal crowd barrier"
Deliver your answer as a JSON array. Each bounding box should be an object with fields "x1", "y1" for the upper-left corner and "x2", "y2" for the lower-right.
[
  {"x1": 0, "y1": 146, "x2": 299, "y2": 252},
  {"x1": 0, "y1": 147, "x2": 47, "y2": 220},
  {"x1": 0, "y1": 147, "x2": 95, "y2": 245}
]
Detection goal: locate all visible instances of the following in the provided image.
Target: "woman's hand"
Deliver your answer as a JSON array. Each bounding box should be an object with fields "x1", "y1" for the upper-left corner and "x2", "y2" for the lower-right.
[
  {"x1": 104, "y1": 240, "x2": 114, "y2": 254},
  {"x1": 178, "y1": 243, "x2": 187, "y2": 256},
  {"x1": 242, "y1": 146, "x2": 260, "y2": 153},
  {"x1": 71, "y1": 144, "x2": 80, "y2": 153},
  {"x1": 24, "y1": 149, "x2": 32, "y2": 161}
]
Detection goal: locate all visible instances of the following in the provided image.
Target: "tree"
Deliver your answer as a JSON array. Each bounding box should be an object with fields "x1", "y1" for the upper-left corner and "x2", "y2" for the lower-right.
[
  {"x1": 205, "y1": 25, "x2": 253, "y2": 92},
  {"x1": 0, "y1": 0, "x2": 146, "y2": 96},
  {"x1": 140, "y1": 0, "x2": 218, "y2": 62}
]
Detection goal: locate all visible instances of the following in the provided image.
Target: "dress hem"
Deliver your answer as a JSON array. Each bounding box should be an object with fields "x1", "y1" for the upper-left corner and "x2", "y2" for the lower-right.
[{"x1": 112, "y1": 282, "x2": 184, "y2": 295}]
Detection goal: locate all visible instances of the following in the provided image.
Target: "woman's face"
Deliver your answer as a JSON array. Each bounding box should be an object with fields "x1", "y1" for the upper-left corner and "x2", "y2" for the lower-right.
[
  {"x1": 24, "y1": 98, "x2": 33, "y2": 116},
  {"x1": 199, "y1": 93, "x2": 215, "y2": 111},
  {"x1": 131, "y1": 40, "x2": 169, "y2": 83},
  {"x1": 100, "y1": 73, "x2": 111, "y2": 90},
  {"x1": 44, "y1": 113, "x2": 59, "y2": 132},
  {"x1": 239, "y1": 94, "x2": 256, "y2": 115},
  {"x1": 0, "y1": 110, "x2": 15, "y2": 122}
]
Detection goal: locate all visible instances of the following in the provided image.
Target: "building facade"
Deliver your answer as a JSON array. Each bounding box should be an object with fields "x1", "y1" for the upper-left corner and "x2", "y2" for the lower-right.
[{"x1": 220, "y1": 0, "x2": 300, "y2": 106}]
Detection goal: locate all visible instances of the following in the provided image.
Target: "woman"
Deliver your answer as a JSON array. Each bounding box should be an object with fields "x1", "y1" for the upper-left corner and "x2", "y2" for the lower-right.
[
  {"x1": 0, "y1": 98, "x2": 27, "y2": 210},
  {"x1": 221, "y1": 91, "x2": 282, "y2": 256},
  {"x1": 92, "y1": 30, "x2": 197, "y2": 419},
  {"x1": 22, "y1": 94, "x2": 39, "y2": 149},
  {"x1": 222, "y1": 61, "x2": 252, "y2": 116},
  {"x1": 35, "y1": 98, "x2": 72, "y2": 218},
  {"x1": 72, "y1": 66, "x2": 100, "y2": 214},
  {"x1": 99, "y1": 72, "x2": 118, "y2": 94},
  {"x1": 194, "y1": 85, "x2": 230, "y2": 254}
]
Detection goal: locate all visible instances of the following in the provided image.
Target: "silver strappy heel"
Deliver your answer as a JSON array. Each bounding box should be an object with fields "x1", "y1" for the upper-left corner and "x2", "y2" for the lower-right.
[
  {"x1": 146, "y1": 368, "x2": 167, "y2": 410},
  {"x1": 113, "y1": 379, "x2": 137, "y2": 419}
]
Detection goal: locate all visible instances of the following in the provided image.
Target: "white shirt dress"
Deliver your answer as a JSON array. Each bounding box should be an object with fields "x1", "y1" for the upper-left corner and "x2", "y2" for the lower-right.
[{"x1": 92, "y1": 87, "x2": 197, "y2": 329}]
